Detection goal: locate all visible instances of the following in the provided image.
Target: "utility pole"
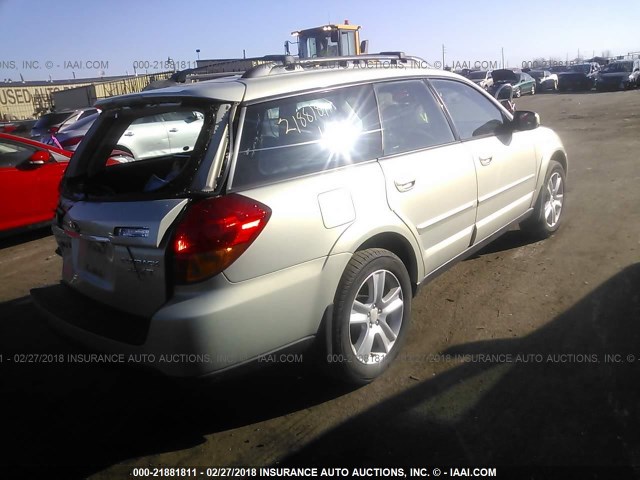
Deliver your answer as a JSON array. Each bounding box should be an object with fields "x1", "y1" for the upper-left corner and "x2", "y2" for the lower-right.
[
  {"x1": 501, "y1": 47, "x2": 504, "y2": 69},
  {"x1": 442, "y1": 44, "x2": 445, "y2": 69}
]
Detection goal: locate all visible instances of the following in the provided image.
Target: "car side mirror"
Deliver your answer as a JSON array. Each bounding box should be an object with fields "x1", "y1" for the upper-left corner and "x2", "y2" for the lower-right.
[
  {"x1": 28, "y1": 150, "x2": 51, "y2": 165},
  {"x1": 512, "y1": 110, "x2": 540, "y2": 131}
]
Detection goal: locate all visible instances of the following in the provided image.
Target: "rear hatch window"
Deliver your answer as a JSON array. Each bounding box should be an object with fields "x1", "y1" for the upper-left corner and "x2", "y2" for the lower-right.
[
  {"x1": 54, "y1": 101, "x2": 231, "y2": 317},
  {"x1": 62, "y1": 102, "x2": 231, "y2": 200}
]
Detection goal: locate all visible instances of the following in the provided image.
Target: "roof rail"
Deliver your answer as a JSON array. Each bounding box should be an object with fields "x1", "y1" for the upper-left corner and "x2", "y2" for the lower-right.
[{"x1": 241, "y1": 52, "x2": 429, "y2": 79}]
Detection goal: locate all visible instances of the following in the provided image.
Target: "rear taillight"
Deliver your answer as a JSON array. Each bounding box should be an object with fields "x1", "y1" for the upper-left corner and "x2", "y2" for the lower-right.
[
  {"x1": 61, "y1": 136, "x2": 83, "y2": 148},
  {"x1": 172, "y1": 194, "x2": 271, "y2": 284}
]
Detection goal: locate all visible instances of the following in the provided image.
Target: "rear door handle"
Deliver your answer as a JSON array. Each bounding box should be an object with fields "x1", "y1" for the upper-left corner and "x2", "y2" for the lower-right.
[
  {"x1": 479, "y1": 156, "x2": 493, "y2": 166},
  {"x1": 168, "y1": 128, "x2": 178, "y2": 133},
  {"x1": 394, "y1": 179, "x2": 416, "y2": 192},
  {"x1": 123, "y1": 131, "x2": 134, "y2": 137}
]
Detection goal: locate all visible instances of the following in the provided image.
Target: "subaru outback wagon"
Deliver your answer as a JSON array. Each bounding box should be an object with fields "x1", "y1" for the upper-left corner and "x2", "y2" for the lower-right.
[{"x1": 32, "y1": 53, "x2": 568, "y2": 384}]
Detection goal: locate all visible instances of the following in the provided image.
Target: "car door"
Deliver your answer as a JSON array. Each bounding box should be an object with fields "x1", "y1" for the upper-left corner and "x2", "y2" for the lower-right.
[
  {"x1": 34, "y1": 153, "x2": 68, "y2": 221},
  {"x1": 161, "y1": 110, "x2": 204, "y2": 154},
  {"x1": 430, "y1": 78, "x2": 537, "y2": 243},
  {"x1": 375, "y1": 80, "x2": 478, "y2": 276},
  {"x1": 0, "y1": 139, "x2": 68, "y2": 230},
  {"x1": 119, "y1": 113, "x2": 170, "y2": 160},
  {"x1": 0, "y1": 139, "x2": 42, "y2": 230},
  {"x1": 527, "y1": 73, "x2": 536, "y2": 92}
]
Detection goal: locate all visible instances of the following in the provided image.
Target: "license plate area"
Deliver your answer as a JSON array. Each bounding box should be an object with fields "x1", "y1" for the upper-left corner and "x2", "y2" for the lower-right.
[{"x1": 80, "y1": 238, "x2": 113, "y2": 281}]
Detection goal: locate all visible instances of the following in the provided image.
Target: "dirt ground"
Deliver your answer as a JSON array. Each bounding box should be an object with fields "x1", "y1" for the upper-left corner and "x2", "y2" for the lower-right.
[{"x1": 1, "y1": 90, "x2": 639, "y2": 479}]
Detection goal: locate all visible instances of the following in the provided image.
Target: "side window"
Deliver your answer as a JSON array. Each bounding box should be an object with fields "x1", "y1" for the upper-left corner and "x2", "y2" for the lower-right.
[
  {"x1": 375, "y1": 80, "x2": 455, "y2": 155},
  {"x1": 131, "y1": 114, "x2": 162, "y2": 125},
  {"x1": 430, "y1": 79, "x2": 505, "y2": 140},
  {"x1": 233, "y1": 84, "x2": 382, "y2": 189},
  {"x1": 0, "y1": 140, "x2": 35, "y2": 168}
]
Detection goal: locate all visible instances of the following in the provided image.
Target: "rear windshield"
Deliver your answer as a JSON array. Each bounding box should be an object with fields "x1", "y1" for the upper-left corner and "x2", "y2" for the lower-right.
[
  {"x1": 62, "y1": 102, "x2": 230, "y2": 199},
  {"x1": 602, "y1": 62, "x2": 632, "y2": 73},
  {"x1": 233, "y1": 84, "x2": 381, "y2": 189},
  {"x1": 468, "y1": 71, "x2": 488, "y2": 79},
  {"x1": 63, "y1": 112, "x2": 99, "y2": 131},
  {"x1": 33, "y1": 112, "x2": 74, "y2": 129}
]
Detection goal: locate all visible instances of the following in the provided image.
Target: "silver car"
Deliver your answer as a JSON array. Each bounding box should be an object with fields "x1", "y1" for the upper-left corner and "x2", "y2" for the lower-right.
[
  {"x1": 49, "y1": 110, "x2": 204, "y2": 157},
  {"x1": 32, "y1": 53, "x2": 568, "y2": 384}
]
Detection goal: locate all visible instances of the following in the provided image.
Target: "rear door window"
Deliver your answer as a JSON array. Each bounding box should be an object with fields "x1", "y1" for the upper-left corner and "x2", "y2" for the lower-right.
[
  {"x1": 375, "y1": 80, "x2": 455, "y2": 155},
  {"x1": 233, "y1": 84, "x2": 381, "y2": 189}
]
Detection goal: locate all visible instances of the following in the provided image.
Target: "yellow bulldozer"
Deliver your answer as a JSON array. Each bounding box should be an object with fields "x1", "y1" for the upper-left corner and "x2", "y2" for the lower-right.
[{"x1": 286, "y1": 20, "x2": 368, "y2": 58}]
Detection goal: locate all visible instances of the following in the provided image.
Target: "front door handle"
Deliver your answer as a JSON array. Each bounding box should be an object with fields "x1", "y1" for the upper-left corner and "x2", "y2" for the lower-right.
[
  {"x1": 394, "y1": 179, "x2": 416, "y2": 192},
  {"x1": 168, "y1": 128, "x2": 178, "y2": 133},
  {"x1": 479, "y1": 156, "x2": 493, "y2": 166}
]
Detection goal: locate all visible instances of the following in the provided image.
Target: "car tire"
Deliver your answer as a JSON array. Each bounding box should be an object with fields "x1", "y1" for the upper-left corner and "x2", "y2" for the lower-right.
[
  {"x1": 514, "y1": 88, "x2": 521, "y2": 98},
  {"x1": 330, "y1": 248, "x2": 412, "y2": 385},
  {"x1": 531, "y1": 84, "x2": 536, "y2": 95},
  {"x1": 520, "y1": 160, "x2": 566, "y2": 239},
  {"x1": 554, "y1": 80, "x2": 558, "y2": 91}
]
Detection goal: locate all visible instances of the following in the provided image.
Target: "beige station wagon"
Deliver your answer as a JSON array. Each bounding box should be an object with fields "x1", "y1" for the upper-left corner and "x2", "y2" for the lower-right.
[{"x1": 32, "y1": 53, "x2": 568, "y2": 384}]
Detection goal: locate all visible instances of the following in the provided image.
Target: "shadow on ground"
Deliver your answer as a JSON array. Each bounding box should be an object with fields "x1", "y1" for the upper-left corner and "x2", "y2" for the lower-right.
[
  {"x1": 284, "y1": 264, "x2": 640, "y2": 470},
  {"x1": 0, "y1": 226, "x2": 51, "y2": 249},
  {"x1": 0, "y1": 296, "x2": 352, "y2": 478},
  {"x1": 467, "y1": 229, "x2": 541, "y2": 258}
]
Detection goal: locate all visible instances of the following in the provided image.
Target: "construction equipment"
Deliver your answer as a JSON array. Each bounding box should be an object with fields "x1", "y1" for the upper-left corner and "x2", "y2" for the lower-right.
[{"x1": 287, "y1": 20, "x2": 368, "y2": 58}]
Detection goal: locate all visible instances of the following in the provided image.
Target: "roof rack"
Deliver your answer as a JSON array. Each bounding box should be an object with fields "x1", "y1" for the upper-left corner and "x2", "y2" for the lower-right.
[
  {"x1": 150, "y1": 52, "x2": 430, "y2": 88},
  {"x1": 241, "y1": 52, "x2": 430, "y2": 78}
]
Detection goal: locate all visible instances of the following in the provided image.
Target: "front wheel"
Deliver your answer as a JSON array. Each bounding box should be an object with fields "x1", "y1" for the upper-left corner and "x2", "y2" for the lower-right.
[
  {"x1": 330, "y1": 248, "x2": 412, "y2": 385},
  {"x1": 520, "y1": 160, "x2": 566, "y2": 239},
  {"x1": 531, "y1": 84, "x2": 536, "y2": 95}
]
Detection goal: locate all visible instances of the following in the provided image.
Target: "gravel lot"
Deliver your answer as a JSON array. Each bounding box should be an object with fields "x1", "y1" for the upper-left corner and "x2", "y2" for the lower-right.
[{"x1": 1, "y1": 90, "x2": 639, "y2": 478}]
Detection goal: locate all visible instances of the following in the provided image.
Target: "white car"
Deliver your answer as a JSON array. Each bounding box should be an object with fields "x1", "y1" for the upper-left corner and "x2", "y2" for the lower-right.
[
  {"x1": 49, "y1": 110, "x2": 204, "y2": 159},
  {"x1": 468, "y1": 70, "x2": 493, "y2": 90},
  {"x1": 529, "y1": 70, "x2": 558, "y2": 91}
]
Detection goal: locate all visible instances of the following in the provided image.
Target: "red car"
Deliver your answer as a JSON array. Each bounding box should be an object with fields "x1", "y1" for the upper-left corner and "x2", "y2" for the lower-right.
[{"x1": 0, "y1": 133, "x2": 72, "y2": 233}]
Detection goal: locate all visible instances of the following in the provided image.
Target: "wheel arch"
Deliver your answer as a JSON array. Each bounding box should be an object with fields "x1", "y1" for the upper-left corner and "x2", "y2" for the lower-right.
[{"x1": 355, "y1": 231, "x2": 421, "y2": 296}]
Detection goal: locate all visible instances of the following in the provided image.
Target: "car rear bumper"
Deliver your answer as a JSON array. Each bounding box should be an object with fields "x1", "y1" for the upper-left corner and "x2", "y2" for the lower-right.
[{"x1": 31, "y1": 253, "x2": 350, "y2": 377}]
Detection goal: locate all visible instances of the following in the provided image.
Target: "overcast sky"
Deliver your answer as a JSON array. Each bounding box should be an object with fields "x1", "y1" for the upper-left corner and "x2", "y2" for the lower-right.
[{"x1": 1, "y1": 0, "x2": 639, "y2": 81}]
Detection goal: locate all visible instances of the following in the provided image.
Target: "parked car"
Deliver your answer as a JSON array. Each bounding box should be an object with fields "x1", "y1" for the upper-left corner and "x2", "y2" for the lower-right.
[
  {"x1": 529, "y1": 70, "x2": 558, "y2": 91},
  {"x1": 31, "y1": 53, "x2": 568, "y2": 384},
  {"x1": 47, "y1": 110, "x2": 204, "y2": 157},
  {"x1": 548, "y1": 65, "x2": 570, "y2": 74},
  {"x1": 1, "y1": 119, "x2": 36, "y2": 136},
  {"x1": 47, "y1": 112, "x2": 99, "y2": 151},
  {"x1": 0, "y1": 133, "x2": 72, "y2": 233},
  {"x1": 595, "y1": 59, "x2": 640, "y2": 91},
  {"x1": 557, "y1": 63, "x2": 600, "y2": 91},
  {"x1": 467, "y1": 70, "x2": 493, "y2": 90},
  {"x1": 489, "y1": 69, "x2": 536, "y2": 97},
  {"x1": 30, "y1": 108, "x2": 98, "y2": 142}
]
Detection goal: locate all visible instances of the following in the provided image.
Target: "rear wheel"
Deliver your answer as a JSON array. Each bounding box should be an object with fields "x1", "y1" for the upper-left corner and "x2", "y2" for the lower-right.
[
  {"x1": 531, "y1": 84, "x2": 536, "y2": 95},
  {"x1": 520, "y1": 160, "x2": 566, "y2": 239},
  {"x1": 330, "y1": 248, "x2": 412, "y2": 385}
]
